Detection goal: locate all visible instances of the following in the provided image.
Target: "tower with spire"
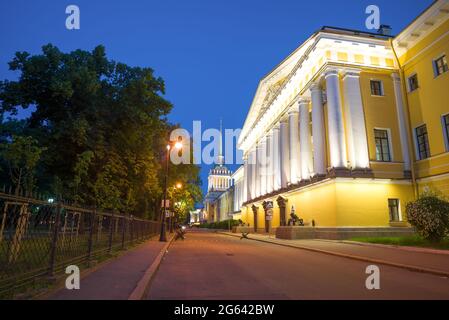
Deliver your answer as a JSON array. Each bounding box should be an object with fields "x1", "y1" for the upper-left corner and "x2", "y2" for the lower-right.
[
  {"x1": 204, "y1": 119, "x2": 234, "y2": 222},
  {"x1": 207, "y1": 118, "x2": 232, "y2": 192},
  {"x1": 216, "y1": 118, "x2": 225, "y2": 166}
]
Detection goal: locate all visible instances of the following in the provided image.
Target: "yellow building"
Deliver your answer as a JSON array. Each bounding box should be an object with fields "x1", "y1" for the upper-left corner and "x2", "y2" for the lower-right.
[{"x1": 236, "y1": 1, "x2": 449, "y2": 235}]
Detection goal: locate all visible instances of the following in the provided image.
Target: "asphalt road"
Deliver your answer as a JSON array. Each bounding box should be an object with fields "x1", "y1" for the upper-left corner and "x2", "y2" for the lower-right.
[{"x1": 147, "y1": 230, "x2": 449, "y2": 300}]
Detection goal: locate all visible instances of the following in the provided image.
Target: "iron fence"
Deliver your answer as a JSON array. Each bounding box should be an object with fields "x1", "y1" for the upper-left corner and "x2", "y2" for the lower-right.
[{"x1": 0, "y1": 191, "x2": 160, "y2": 298}]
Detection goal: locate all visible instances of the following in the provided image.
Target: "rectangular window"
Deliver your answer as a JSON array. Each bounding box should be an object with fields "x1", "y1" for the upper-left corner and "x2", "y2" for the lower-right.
[
  {"x1": 415, "y1": 124, "x2": 431, "y2": 160},
  {"x1": 408, "y1": 74, "x2": 419, "y2": 92},
  {"x1": 370, "y1": 80, "x2": 383, "y2": 96},
  {"x1": 434, "y1": 55, "x2": 448, "y2": 77},
  {"x1": 374, "y1": 129, "x2": 391, "y2": 162},
  {"x1": 388, "y1": 199, "x2": 400, "y2": 222},
  {"x1": 443, "y1": 114, "x2": 449, "y2": 151}
]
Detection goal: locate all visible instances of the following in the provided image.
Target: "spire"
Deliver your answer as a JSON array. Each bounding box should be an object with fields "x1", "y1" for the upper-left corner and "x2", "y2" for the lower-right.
[{"x1": 217, "y1": 118, "x2": 224, "y2": 166}]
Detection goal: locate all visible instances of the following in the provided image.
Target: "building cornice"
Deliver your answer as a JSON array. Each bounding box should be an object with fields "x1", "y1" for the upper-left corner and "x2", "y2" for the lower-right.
[
  {"x1": 393, "y1": 0, "x2": 449, "y2": 58},
  {"x1": 238, "y1": 31, "x2": 397, "y2": 153}
]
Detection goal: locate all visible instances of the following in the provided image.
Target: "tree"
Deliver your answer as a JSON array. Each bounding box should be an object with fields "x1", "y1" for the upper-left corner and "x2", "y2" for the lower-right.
[
  {"x1": 0, "y1": 44, "x2": 202, "y2": 218},
  {"x1": 1, "y1": 135, "x2": 45, "y2": 195}
]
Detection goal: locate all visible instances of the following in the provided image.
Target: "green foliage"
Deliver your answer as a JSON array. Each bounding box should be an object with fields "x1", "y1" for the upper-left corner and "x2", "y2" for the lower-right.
[
  {"x1": 406, "y1": 193, "x2": 449, "y2": 242},
  {"x1": 0, "y1": 135, "x2": 46, "y2": 194},
  {"x1": 199, "y1": 220, "x2": 240, "y2": 230},
  {"x1": 351, "y1": 235, "x2": 449, "y2": 250},
  {"x1": 0, "y1": 44, "x2": 202, "y2": 218}
]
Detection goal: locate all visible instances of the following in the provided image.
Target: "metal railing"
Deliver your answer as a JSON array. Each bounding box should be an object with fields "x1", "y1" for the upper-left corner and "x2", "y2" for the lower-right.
[{"x1": 0, "y1": 191, "x2": 160, "y2": 298}]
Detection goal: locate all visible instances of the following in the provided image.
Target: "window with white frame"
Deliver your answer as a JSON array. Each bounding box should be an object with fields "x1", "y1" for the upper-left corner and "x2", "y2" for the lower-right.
[
  {"x1": 388, "y1": 199, "x2": 401, "y2": 222},
  {"x1": 415, "y1": 124, "x2": 431, "y2": 160},
  {"x1": 370, "y1": 80, "x2": 384, "y2": 96},
  {"x1": 374, "y1": 129, "x2": 392, "y2": 162},
  {"x1": 408, "y1": 73, "x2": 419, "y2": 92},
  {"x1": 434, "y1": 55, "x2": 448, "y2": 77},
  {"x1": 443, "y1": 114, "x2": 449, "y2": 151}
]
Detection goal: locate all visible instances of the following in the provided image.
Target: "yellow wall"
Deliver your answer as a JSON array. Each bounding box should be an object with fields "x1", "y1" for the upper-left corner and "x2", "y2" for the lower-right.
[
  {"x1": 360, "y1": 71, "x2": 404, "y2": 165},
  {"x1": 285, "y1": 181, "x2": 337, "y2": 227},
  {"x1": 417, "y1": 175, "x2": 449, "y2": 198},
  {"x1": 401, "y1": 17, "x2": 449, "y2": 180},
  {"x1": 241, "y1": 179, "x2": 414, "y2": 229},
  {"x1": 335, "y1": 180, "x2": 414, "y2": 226}
]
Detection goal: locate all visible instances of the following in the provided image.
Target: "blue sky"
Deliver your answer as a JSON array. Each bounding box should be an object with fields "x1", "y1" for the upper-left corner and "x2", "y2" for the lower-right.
[{"x1": 0, "y1": 0, "x2": 433, "y2": 194}]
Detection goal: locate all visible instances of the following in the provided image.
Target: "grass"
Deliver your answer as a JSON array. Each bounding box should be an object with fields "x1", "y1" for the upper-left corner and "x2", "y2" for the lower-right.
[{"x1": 350, "y1": 235, "x2": 449, "y2": 250}]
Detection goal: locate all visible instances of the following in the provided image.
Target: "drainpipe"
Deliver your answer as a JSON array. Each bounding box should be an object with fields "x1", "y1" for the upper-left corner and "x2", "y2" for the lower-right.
[{"x1": 390, "y1": 38, "x2": 419, "y2": 199}]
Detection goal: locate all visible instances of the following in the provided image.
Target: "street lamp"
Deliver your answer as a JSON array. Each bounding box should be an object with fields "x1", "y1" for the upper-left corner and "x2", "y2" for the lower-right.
[
  {"x1": 170, "y1": 183, "x2": 182, "y2": 233},
  {"x1": 159, "y1": 140, "x2": 182, "y2": 242}
]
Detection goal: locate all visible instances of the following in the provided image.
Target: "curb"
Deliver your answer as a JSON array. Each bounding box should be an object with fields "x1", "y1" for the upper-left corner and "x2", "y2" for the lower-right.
[
  {"x1": 128, "y1": 234, "x2": 175, "y2": 300},
  {"x1": 219, "y1": 232, "x2": 449, "y2": 278}
]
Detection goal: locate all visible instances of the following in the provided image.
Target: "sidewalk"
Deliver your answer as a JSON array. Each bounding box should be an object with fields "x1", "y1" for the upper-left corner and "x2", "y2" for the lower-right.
[
  {"x1": 220, "y1": 232, "x2": 449, "y2": 277},
  {"x1": 46, "y1": 237, "x2": 170, "y2": 300}
]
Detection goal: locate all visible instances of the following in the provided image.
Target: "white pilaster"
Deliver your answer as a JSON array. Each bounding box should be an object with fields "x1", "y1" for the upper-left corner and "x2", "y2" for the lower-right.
[
  {"x1": 243, "y1": 156, "x2": 248, "y2": 203},
  {"x1": 299, "y1": 98, "x2": 313, "y2": 179},
  {"x1": 310, "y1": 83, "x2": 327, "y2": 175},
  {"x1": 342, "y1": 70, "x2": 370, "y2": 169},
  {"x1": 259, "y1": 136, "x2": 267, "y2": 196},
  {"x1": 392, "y1": 73, "x2": 411, "y2": 172},
  {"x1": 280, "y1": 118, "x2": 290, "y2": 188},
  {"x1": 255, "y1": 143, "x2": 261, "y2": 197},
  {"x1": 273, "y1": 124, "x2": 282, "y2": 190},
  {"x1": 288, "y1": 105, "x2": 301, "y2": 183},
  {"x1": 266, "y1": 130, "x2": 274, "y2": 193},
  {"x1": 250, "y1": 148, "x2": 257, "y2": 200},
  {"x1": 325, "y1": 68, "x2": 347, "y2": 168}
]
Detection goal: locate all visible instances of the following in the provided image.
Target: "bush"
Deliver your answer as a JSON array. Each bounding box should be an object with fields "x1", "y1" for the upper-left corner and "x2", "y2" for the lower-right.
[{"x1": 406, "y1": 194, "x2": 449, "y2": 242}]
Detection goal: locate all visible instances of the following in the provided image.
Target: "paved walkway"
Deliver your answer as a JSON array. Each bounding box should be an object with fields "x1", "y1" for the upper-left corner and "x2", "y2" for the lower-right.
[
  {"x1": 220, "y1": 232, "x2": 449, "y2": 276},
  {"x1": 47, "y1": 237, "x2": 168, "y2": 300}
]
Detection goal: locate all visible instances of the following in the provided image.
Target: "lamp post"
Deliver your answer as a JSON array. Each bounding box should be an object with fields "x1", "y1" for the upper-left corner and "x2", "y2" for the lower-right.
[
  {"x1": 159, "y1": 141, "x2": 182, "y2": 242},
  {"x1": 170, "y1": 183, "x2": 182, "y2": 233}
]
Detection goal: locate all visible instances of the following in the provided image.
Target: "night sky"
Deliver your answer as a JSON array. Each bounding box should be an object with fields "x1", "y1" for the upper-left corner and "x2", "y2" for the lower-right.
[{"x1": 0, "y1": 0, "x2": 432, "y2": 194}]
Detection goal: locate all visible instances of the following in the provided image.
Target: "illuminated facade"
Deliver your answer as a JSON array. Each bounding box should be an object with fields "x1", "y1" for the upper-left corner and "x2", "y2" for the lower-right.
[
  {"x1": 236, "y1": 1, "x2": 449, "y2": 232},
  {"x1": 204, "y1": 121, "x2": 234, "y2": 222},
  {"x1": 204, "y1": 167, "x2": 245, "y2": 223}
]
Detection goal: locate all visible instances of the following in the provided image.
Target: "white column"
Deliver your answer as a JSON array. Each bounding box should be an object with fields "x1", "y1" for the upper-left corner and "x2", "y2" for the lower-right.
[
  {"x1": 280, "y1": 118, "x2": 290, "y2": 188},
  {"x1": 310, "y1": 83, "x2": 327, "y2": 175},
  {"x1": 251, "y1": 147, "x2": 257, "y2": 199},
  {"x1": 273, "y1": 124, "x2": 281, "y2": 190},
  {"x1": 266, "y1": 130, "x2": 274, "y2": 193},
  {"x1": 243, "y1": 156, "x2": 248, "y2": 202},
  {"x1": 392, "y1": 73, "x2": 411, "y2": 172},
  {"x1": 255, "y1": 144, "x2": 261, "y2": 197},
  {"x1": 288, "y1": 105, "x2": 301, "y2": 183},
  {"x1": 238, "y1": 182, "x2": 242, "y2": 208},
  {"x1": 325, "y1": 68, "x2": 347, "y2": 168},
  {"x1": 259, "y1": 136, "x2": 267, "y2": 196},
  {"x1": 342, "y1": 70, "x2": 370, "y2": 169},
  {"x1": 233, "y1": 183, "x2": 237, "y2": 211},
  {"x1": 299, "y1": 97, "x2": 313, "y2": 179}
]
